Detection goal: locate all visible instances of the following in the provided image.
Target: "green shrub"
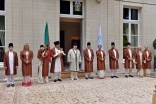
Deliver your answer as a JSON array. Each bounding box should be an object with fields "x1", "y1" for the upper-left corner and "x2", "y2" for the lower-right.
[{"x1": 153, "y1": 39, "x2": 156, "y2": 49}]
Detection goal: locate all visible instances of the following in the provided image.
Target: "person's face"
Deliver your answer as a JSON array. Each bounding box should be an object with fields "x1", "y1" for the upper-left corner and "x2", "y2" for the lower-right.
[
  {"x1": 127, "y1": 45, "x2": 131, "y2": 49},
  {"x1": 56, "y1": 44, "x2": 60, "y2": 48},
  {"x1": 98, "y1": 46, "x2": 102, "y2": 50},
  {"x1": 40, "y1": 47, "x2": 44, "y2": 50},
  {"x1": 25, "y1": 45, "x2": 29, "y2": 50},
  {"x1": 9, "y1": 46, "x2": 13, "y2": 51},
  {"x1": 140, "y1": 47, "x2": 142, "y2": 51},
  {"x1": 87, "y1": 45, "x2": 91, "y2": 49},
  {"x1": 44, "y1": 45, "x2": 48, "y2": 50},
  {"x1": 73, "y1": 45, "x2": 77, "y2": 49},
  {"x1": 111, "y1": 45, "x2": 115, "y2": 49},
  {"x1": 137, "y1": 47, "x2": 141, "y2": 51},
  {"x1": 145, "y1": 46, "x2": 148, "y2": 51}
]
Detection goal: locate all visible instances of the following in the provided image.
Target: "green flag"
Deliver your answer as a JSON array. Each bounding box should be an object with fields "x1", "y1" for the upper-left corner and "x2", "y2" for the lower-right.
[
  {"x1": 44, "y1": 22, "x2": 50, "y2": 62},
  {"x1": 44, "y1": 22, "x2": 49, "y2": 45}
]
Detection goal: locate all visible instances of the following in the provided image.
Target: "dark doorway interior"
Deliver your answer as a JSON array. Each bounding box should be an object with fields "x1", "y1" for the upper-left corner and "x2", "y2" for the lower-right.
[{"x1": 60, "y1": 30, "x2": 65, "y2": 64}]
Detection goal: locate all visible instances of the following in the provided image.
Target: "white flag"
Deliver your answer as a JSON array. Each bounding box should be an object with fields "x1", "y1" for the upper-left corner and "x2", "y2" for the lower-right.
[{"x1": 97, "y1": 23, "x2": 104, "y2": 50}]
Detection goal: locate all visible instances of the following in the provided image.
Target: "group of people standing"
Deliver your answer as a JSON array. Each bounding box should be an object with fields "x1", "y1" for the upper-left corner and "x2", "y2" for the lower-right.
[{"x1": 3, "y1": 41, "x2": 152, "y2": 87}]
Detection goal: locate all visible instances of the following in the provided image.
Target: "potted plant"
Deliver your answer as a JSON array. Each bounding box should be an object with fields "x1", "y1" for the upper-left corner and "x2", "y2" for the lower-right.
[{"x1": 153, "y1": 39, "x2": 156, "y2": 55}]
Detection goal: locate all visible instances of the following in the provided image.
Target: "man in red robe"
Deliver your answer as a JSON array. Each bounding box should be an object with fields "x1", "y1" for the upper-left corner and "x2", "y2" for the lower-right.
[
  {"x1": 124, "y1": 42, "x2": 135, "y2": 78},
  {"x1": 135, "y1": 46, "x2": 144, "y2": 77},
  {"x1": 108, "y1": 42, "x2": 119, "y2": 78},
  {"x1": 142, "y1": 45, "x2": 152, "y2": 77},
  {"x1": 83, "y1": 42, "x2": 94, "y2": 79},
  {"x1": 4, "y1": 43, "x2": 18, "y2": 87}
]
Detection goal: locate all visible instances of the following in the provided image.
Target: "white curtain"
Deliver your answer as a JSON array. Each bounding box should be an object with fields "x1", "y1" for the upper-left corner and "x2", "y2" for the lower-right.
[
  {"x1": 0, "y1": 16, "x2": 5, "y2": 46},
  {"x1": 0, "y1": 16, "x2": 5, "y2": 62}
]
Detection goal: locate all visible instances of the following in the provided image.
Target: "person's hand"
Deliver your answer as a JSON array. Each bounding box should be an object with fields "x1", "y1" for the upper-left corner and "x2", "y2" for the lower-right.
[
  {"x1": 69, "y1": 62, "x2": 71, "y2": 64},
  {"x1": 16, "y1": 66, "x2": 18, "y2": 69},
  {"x1": 89, "y1": 59, "x2": 92, "y2": 62},
  {"x1": 4, "y1": 67, "x2": 7, "y2": 70},
  {"x1": 26, "y1": 61, "x2": 29, "y2": 64},
  {"x1": 58, "y1": 53, "x2": 61, "y2": 57}
]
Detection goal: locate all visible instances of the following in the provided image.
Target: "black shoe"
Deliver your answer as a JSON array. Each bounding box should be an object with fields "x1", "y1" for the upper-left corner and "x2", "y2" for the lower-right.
[
  {"x1": 125, "y1": 75, "x2": 128, "y2": 78},
  {"x1": 11, "y1": 84, "x2": 15, "y2": 87},
  {"x1": 89, "y1": 77, "x2": 93, "y2": 79},
  {"x1": 85, "y1": 77, "x2": 88, "y2": 80},
  {"x1": 111, "y1": 76, "x2": 114, "y2": 78},
  {"x1": 129, "y1": 75, "x2": 133, "y2": 77},
  {"x1": 114, "y1": 76, "x2": 119, "y2": 78},
  {"x1": 48, "y1": 76, "x2": 52, "y2": 79},
  {"x1": 54, "y1": 79, "x2": 57, "y2": 82},
  {"x1": 58, "y1": 79, "x2": 62, "y2": 82},
  {"x1": 7, "y1": 84, "x2": 10, "y2": 87}
]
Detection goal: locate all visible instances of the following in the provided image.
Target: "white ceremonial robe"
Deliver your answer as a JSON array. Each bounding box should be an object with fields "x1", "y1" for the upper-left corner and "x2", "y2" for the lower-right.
[
  {"x1": 9, "y1": 51, "x2": 14, "y2": 74},
  {"x1": 67, "y1": 49, "x2": 82, "y2": 71},
  {"x1": 138, "y1": 51, "x2": 143, "y2": 77},
  {"x1": 37, "y1": 60, "x2": 43, "y2": 83},
  {"x1": 54, "y1": 48, "x2": 62, "y2": 72},
  {"x1": 128, "y1": 49, "x2": 132, "y2": 68}
]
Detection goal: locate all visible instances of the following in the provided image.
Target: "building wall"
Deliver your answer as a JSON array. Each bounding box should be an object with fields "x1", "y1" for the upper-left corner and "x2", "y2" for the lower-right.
[
  {"x1": 1, "y1": 0, "x2": 60, "y2": 79},
  {"x1": 0, "y1": 0, "x2": 156, "y2": 79},
  {"x1": 84, "y1": 0, "x2": 156, "y2": 73}
]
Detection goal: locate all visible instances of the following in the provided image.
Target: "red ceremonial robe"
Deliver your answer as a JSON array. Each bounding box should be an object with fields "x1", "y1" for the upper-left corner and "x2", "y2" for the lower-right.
[
  {"x1": 83, "y1": 48, "x2": 94, "y2": 73},
  {"x1": 4, "y1": 51, "x2": 18, "y2": 75}
]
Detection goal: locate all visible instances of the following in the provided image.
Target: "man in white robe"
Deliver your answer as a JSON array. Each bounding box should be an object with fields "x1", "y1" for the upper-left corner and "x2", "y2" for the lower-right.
[
  {"x1": 37, "y1": 45, "x2": 44, "y2": 83},
  {"x1": 67, "y1": 42, "x2": 82, "y2": 80},
  {"x1": 50, "y1": 41, "x2": 65, "y2": 82}
]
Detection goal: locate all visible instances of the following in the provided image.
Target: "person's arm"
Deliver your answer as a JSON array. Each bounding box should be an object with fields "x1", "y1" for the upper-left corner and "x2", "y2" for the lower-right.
[
  {"x1": 135, "y1": 52, "x2": 138, "y2": 64},
  {"x1": 15, "y1": 52, "x2": 19, "y2": 69},
  {"x1": 124, "y1": 49, "x2": 130, "y2": 60},
  {"x1": 116, "y1": 49, "x2": 119, "y2": 60},
  {"x1": 28, "y1": 51, "x2": 33, "y2": 64},
  {"x1": 108, "y1": 50, "x2": 116, "y2": 60},
  {"x1": 79, "y1": 50, "x2": 82, "y2": 63},
  {"x1": 42, "y1": 51, "x2": 49, "y2": 60},
  {"x1": 103, "y1": 51, "x2": 106, "y2": 60},
  {"x1": 148, "y1": 51, "x2": 152, "y2": 61},
  {"x1": 67, "y1": 49, "x2": 71, "y2": 63},
  {"x1": 3, "y1": 53, "x2": 7, "y2": 69},
  {"x1": 91, "y1": 49, "x2": 94, "y2": 61},
  {"x1": 20, "y1": 51, "x2": 26, "y2": 63},
  {"x1": 96, "y1": 51, "x2": 102, "y2": 61},
  {"x1": 84, "y1": 50, "x2": 90, "y2": 62}
]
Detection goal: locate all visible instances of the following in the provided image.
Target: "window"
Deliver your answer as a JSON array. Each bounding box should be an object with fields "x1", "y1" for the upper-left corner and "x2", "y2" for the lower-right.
[
  {"x1": 0, "y1": 0, "x2": 5, "y2": 11},
  {"x1": 0, "y1": 0, "x2": 5, "y2": 62},
  {"x1": 60, "y1": 1, "x2": 70, "y2": 14},
  {"x1": 60, "y1": 0, "x2": 84, "y2": 18},
  {"x1": 123, "y1": 8, "x2": 139, "y2": 58}
]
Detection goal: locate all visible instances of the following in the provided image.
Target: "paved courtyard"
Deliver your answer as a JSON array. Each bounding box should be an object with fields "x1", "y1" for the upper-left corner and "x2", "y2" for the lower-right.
[{"x1": 0, "y1": 75, "x2": 155, "y2": 104}]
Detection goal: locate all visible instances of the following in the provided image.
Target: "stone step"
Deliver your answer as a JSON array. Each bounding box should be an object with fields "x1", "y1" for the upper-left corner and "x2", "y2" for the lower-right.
[{"x1": 61, "y1": 70, "x2": 85, "y2": 78}]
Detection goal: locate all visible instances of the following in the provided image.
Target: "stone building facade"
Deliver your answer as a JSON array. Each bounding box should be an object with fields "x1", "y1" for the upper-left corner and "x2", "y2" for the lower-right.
[{"x1": 0, "y1": 0, "x2": 156, "y2": 79}]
